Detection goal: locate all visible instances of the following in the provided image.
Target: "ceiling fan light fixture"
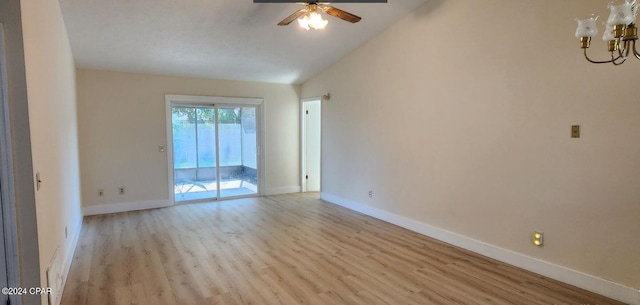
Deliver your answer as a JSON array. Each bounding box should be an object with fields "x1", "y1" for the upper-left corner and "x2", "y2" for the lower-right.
[{"x1": 298, "y1": 11, "x2": 328, "y2": 30}]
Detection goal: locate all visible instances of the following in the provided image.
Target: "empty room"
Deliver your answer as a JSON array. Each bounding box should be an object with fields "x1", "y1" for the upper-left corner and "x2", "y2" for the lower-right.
[{"x1": 0, "y1": 0, "x2": 639, "y2": 304}]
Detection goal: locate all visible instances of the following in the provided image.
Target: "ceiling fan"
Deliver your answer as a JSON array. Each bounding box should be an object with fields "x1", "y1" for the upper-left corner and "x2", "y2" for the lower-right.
[{"x1": 277, "y1": 2, "x2": 361, "y2": 30}]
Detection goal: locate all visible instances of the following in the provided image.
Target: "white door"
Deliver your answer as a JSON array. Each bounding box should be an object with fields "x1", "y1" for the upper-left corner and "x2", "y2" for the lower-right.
[{"x1": 302, "y1": 98, "x2": 321, "y2": 192}]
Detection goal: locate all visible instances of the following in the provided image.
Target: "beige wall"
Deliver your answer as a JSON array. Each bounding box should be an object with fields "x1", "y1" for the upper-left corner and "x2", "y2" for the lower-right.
[
  {"x1": 76, "y1": 69, "x2": 301, "y2": 208},
  {"x1": 302, "y1": 0, "x2": 640, "y2": 290},
  {"x1": 20, "y1": 0, "x2": 83, "y2": 303}
]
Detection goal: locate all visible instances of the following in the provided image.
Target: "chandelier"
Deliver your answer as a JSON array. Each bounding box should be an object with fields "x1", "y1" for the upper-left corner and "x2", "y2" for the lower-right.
[{"x1": 575, "y1": 0, "x2": 640, "y2": 64}]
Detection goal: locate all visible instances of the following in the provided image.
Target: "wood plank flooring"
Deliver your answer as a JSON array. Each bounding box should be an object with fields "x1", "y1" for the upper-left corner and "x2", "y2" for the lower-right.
[{"x1": 61, "y1": 193, "x2": 625, "y2": 305}]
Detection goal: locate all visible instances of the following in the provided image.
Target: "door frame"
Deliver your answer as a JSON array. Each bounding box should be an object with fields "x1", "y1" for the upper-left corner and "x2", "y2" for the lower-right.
[
  {"x1": 0, "y1": 23, "x2": 22, "y2": 305},
  {"x1": 300, "y1": 97, "x2": 322, "y2": 192},
  {"x1": 165, "y1": 94, "x2": 264, "y2": 204}
]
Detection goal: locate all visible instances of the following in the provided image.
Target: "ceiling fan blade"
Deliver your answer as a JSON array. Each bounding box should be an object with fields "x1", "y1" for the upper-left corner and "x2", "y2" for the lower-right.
[
  {"x1": 278, "y1": 8, "x2": 309, "y2": 26},
  {"x1": 321, "y1": 6, "x2": 361, "y2": 23}
]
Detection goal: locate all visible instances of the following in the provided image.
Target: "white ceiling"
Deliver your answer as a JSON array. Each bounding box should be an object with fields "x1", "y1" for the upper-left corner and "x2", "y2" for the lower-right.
[{"x1": 58, "y1": 0, "x2": 428, "y2": 84}]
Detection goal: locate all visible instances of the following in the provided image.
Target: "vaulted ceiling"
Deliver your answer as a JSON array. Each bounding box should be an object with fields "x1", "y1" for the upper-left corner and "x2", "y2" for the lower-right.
[{"x1": 59, "y1": 0, "x2": 428, "y2": 84}]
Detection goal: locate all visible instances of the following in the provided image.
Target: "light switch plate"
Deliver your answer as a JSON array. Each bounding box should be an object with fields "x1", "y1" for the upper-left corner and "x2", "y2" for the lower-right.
[{"x1": 571, "y1": 125, "x2": 580, "y2": 138}]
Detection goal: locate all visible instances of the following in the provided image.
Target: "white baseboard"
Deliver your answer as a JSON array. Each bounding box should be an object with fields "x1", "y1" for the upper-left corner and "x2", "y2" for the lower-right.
[
  {"x1": 263, "y1": 186, "x2": 301, "y2": 196},
  {"x1": 82, "y1": 199, "x2": 172, "y2": 216},
  {"x1": 57, "y1": 216, "x2": 83, "y2": 305},
  {"x1": 320, "y1": 192, "x2": 640, "y2": 305}
]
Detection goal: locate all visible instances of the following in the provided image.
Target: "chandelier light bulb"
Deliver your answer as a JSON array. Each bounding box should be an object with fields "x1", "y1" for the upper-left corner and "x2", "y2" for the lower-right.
[
  {"x1": 575, "y1": 15, "x2": 599, "y2": 39},
  {"x1": 607, "y1": 0, "x2": 635, "y2": 25}
]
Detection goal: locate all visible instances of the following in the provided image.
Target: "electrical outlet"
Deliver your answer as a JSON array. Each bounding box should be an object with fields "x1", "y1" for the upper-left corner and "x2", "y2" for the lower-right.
[
  {"x1": 533, "y1": 232, "x2": 544, "y2": 247},
  {"x1": 368, "y1": 190, "x2": 373, "y2": 198},
  {"x1": 98, "y1": 189, "x2": 104, "y2": 197},
  {"x1": 119, "y1": 187, "x2": 125, "y2": 195}
]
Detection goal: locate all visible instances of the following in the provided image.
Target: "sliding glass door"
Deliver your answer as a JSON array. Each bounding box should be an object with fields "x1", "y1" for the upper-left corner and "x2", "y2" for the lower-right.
[
  {"x1": 171, "y1": 104, "x2": 259, "y2": 202},
  {"x1": 172, "y1": 106, "x2": 217, "y2": 201},
  {"x1": 217, "y1": 106, "x2": 258, "y2": 198}
]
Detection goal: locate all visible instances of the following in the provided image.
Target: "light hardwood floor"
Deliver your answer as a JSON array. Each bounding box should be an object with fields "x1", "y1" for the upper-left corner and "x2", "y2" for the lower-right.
[{"x1": 61, "y1": 193, "x2": 625, "y2": 305}]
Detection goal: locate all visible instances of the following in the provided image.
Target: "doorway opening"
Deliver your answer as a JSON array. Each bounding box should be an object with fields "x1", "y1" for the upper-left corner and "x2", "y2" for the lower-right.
[
  {"x1": 166, "y1": 95, "x2": 263, "y2": 203},
  {"x1": 301, "y1": 97, "x2": 321, "y2": 192}
]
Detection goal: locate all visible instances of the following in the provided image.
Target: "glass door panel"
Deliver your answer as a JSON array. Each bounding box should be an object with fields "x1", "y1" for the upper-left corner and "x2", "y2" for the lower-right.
[
  {"x1": 218, "y1": 106, "x2": 258, "y2": 198},
  {"x1": 172, "y1": 106, "x2": 217, "y2": 202}
]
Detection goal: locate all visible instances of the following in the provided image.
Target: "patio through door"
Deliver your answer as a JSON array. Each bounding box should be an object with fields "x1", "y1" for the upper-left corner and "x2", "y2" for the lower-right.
[{"x1": 169, "y1": 97, "x2": 261, "y2": 202}]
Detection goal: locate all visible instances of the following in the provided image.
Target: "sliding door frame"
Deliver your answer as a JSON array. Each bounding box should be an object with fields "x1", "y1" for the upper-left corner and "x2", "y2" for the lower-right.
[{"x1": 165, "y1": 94, "x2": 264, "y2": 204}]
